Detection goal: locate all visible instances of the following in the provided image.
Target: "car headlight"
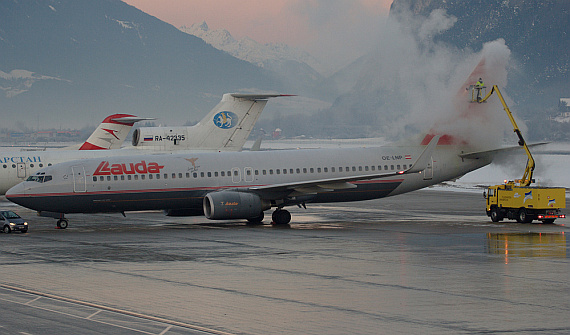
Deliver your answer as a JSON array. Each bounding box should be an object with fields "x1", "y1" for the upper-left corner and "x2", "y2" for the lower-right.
[
  {"x1": 9, "y1": 222, "x2": 15, "y2": 226},
  {"x1": 24, "y1": 222, "x2": 28, "y2": 226}
]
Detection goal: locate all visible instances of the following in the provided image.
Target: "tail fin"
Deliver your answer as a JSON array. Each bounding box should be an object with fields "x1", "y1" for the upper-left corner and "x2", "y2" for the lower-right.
[
  {"x1": 79, "y1": 114, "x2": 154, "y2": 150},
  {"x1": 420, "y1": 40, "x2": 511, "y2": 148},
  {"x1": 132, "y1": 93, "x2": 292, "y2": 151}
]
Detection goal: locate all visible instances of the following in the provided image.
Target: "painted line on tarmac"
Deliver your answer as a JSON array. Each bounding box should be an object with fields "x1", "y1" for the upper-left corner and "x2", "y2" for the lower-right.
[{"x1": 0, "y1": 283, "x2": 235, "y2": 335}]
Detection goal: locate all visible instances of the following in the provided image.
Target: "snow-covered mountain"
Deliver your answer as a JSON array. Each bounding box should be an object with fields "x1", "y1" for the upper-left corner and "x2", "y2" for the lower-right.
[{"x1": 180, "y1": 22, "x2": 325, "y2": 75}]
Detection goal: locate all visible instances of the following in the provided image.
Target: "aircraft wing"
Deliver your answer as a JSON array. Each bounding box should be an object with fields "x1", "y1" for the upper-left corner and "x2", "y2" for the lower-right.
[
  {"x1": 249, "y1": 136, "x2": 439, "y2": 195},
  {"x1": 459, "y1": 142, "x2": 548, "y2": 160}
]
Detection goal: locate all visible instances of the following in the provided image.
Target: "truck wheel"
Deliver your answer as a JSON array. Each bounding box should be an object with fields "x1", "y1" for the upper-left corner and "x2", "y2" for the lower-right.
[
  {"x1": 517, "y1": 209, "x2": 532, "y2": 223},
  {"x1": 490, "y1": 208, "x2": 502, "y2": 222}
]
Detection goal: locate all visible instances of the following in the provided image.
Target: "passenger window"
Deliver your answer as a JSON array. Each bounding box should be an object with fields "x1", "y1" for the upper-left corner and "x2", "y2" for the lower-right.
[
  {"x1": 310, "y1": 168, "x2": 314, "y2": 173},
  {"x1": 193, "y1": 173, "x2": 197, "y2": 178},
  {"x1": 128, "y1": 175, "x2": 132, "y2": 180},
  {"x1": 269, "y1": 169, "x2": 274, "y2": 175},
  {"x1": 179, "y1": 173, "x2": 183, "y2": 178},
  {"x1": 397, "y1": 165, "x2": 400, "y2": 170},
  {"x1": 201, "y1": 172, "x2": 205, "y2": 177},
  {"x1": 365, "y1": 166, "x2": 369, "y2": 171},
  {"x1": 303, "y1": 168, "x2": 307, "y2": 173},
  {"x1": 283, "y1": 169, "x2": 287, "y2": 175},
  {"x1": 233, "y1": 170, "x2": 238, "y2": 176},
  {"x1": 172, "y1": 173, "x2": 176, "y2": 179},
  {"x1": 391, "y1": 165, "x2": 394, "y2": 170},
  {"x1": 141, "y1": 175, "x2": 145, "y2": 180},
  {"x1": 221, "y1": 171, "x2": 225, "y2": 177},
  {"x1": 359, "y1": 166, "x2": 363, "y2": 171},
  {"x1": 384, "y1": 165, "x2": 388, "y2": 170},
  {"x1": 44, "y1": 176, "x2": 51, "y2": 182},
  {"x1": 317, "y1": 168, "x2": 321, "y2": 173},
  {"x1": 149, "y1": 174, "x2": 153, "y2": 180},
  {"x1": 296, "y1": 168, "x2": 300, "y2": 174},
  {"x1": 121, "y1": 175, "x2": 125, "y2": 180},
  {"x1": 207, "y1": 172, "x2": 211, "y2": 177},
  {"x1": 157, "y1": 174, "x2": 161, "y2": 179},
  {"x1": 114, "y1": 176, "x2": 118, "y2": 181},
  {"x1": 276, "y1": 169, "x2": 280, "y2": 174},
  {"x1": 186, "y1": 173, "x2": 189, "y2": 178},
  {"x1": 215, "y1": 172, "x2": 219, "y2": 177},
  {"x1": 93, "y1": 177, "x2": 97, "y2": 182},
  {"x1": 339, "y1": 167, "x2": 343, "y2": 172},
  {"x1": 290, "y1": 169, "x2": 294, "y2": 174},
  {"x1": 107, "y1": 176, "x2": 111, "y2": 181},
  {"x1": 134, "y1": 175, "x2": 139, "y2": 180},
  {"x1": 164, "y1": 174, "x2": 168, "y2": 179}
]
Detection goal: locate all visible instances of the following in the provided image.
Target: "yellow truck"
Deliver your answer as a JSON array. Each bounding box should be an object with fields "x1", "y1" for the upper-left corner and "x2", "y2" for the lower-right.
[
  {"x1": 478, "y1": 85, "x2": 566, "y2": 223},
  {"x1": 486, "y1": 184, "x2": 566, "y2": 223}
]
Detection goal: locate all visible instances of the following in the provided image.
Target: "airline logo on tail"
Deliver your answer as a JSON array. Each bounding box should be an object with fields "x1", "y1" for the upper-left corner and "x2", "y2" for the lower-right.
[{"x1": 213, "y1": 111, "x2": 238, "y2": 129}]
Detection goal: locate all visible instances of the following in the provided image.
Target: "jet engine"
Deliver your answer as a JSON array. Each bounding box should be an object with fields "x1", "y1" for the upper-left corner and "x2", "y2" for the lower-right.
[{"x1": 203, "y1": 191, "x2": 270, "y2": 220}]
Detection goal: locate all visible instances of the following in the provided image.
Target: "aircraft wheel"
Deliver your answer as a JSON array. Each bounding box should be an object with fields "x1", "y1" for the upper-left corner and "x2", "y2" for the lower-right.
[
  {"x1": 57, "y1": 219, "x2": 69, "y2": 229},
  {"x1": 247, "y1": 212, "x2": 264, "y2": 224},
  {"x1": 272, "y1": 209, "x2": 291, "y2": 225},
  {"x1": 490, "y1": 208, "x2": 502, "y2": 222},
  {"x1": 3, "y1": 225, "x2": 11, "y2": 234}
]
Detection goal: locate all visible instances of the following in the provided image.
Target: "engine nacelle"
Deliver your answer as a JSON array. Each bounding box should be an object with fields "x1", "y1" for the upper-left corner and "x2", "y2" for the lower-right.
[
  {"x1": 203, "y1": 191, "x2": 270, "y2": 220},
  {"x1": 132, "y1": 127, "x2": 189, "y2": 148}
]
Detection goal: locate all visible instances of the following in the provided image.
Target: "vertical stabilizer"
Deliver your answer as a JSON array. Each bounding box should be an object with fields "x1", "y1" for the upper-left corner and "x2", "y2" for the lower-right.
[{"x1": 79, "y1": 114, "x2": 153, "y2": 150}]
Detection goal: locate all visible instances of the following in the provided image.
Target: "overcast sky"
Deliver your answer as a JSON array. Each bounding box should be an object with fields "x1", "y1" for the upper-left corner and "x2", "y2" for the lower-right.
[{"x1": 123, "y1": 0, "x2": 394, "y2": 70}]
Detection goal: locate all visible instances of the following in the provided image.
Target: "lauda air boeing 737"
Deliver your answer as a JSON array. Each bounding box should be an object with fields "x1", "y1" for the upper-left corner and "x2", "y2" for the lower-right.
[
  {"x1": 7, "y1": 48, "x2": 515, "y2": 228},
  {"x1": 0, "y1": 94, "x2": 284, "y2": 194}
]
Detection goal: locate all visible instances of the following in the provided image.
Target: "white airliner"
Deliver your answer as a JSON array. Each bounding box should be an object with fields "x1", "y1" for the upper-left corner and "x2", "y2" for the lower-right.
[
  {"x1": 6, "y1": 53, "x2": 515, "y2": 228},
  {"x1": 0, "y1": 94, "x2": 283, "y2": 194}
]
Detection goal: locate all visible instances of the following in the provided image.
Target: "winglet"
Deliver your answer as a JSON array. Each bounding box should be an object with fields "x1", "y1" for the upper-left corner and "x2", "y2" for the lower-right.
[{"x1": 405, "y1": 135, "x2": 439, "y2": 173}]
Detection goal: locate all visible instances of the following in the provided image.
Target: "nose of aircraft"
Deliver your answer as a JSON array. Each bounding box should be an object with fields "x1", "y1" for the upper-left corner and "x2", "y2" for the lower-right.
[{"x1": 5, "y1": 182, "x2": 26, "y2": 201}]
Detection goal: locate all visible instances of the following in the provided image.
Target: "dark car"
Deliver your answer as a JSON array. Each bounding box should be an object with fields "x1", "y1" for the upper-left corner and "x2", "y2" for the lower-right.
[{"x1": 1, "y1": 210, "x2": 28, "y2": 233}]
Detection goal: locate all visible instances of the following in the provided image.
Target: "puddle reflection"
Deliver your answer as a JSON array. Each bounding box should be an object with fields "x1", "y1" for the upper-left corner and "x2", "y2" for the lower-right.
[{"x1": 487, "y1": 232, "x2": 566, "y2": 262}]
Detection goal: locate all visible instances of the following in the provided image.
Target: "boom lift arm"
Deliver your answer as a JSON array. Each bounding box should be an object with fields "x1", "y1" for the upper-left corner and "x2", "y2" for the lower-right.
[{"x1": 477, "y1": 85, "x2": 535, "y2": 187}]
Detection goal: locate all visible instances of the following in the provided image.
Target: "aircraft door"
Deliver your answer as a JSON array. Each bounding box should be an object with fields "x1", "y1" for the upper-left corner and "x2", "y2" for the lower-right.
[
  {"x1": 244, "y1": 167, "x2": 254, "y2": 182},
  {"x1": 231, "y1": 167, "x2": 241, "y2": 183},
  {"x1": 16, "y1": 163, "x2": 26, "y2": 178},
  {"x1": 72, "y1": 165, "x2": 87, "y2": 192},
  {"x1": 423, "y1": 157, "x2": 433, "y2": 180}
]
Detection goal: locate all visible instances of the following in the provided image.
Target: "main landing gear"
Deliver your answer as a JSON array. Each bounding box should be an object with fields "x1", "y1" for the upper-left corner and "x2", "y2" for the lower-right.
[
  {"x1": 271, "y1": 209, "x2": 291, "y2": 225},
  {"x1": 56, "y1": 218, "x2": 68, "y2": 229}
]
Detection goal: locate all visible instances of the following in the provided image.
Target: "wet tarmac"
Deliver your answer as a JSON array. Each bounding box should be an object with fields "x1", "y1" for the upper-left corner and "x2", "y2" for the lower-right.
[{"x1": 0, "y1": 190, "x2": 569, "y2": 335}]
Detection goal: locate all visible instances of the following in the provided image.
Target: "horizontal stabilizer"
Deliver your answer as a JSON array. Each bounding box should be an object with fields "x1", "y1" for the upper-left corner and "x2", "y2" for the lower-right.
[
  {"x1": 110, "y1": 116, "x2": 155, "y2": 124},
  {"x1": 230, "y1": 94, "x2": 296, "y2": 100},
  {"x1": 459, "y1": 142, "x2": 548, "y2": 160}
]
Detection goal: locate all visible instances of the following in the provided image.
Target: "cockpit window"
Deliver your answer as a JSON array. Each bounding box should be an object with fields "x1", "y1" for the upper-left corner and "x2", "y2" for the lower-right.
[{"x1": 26, "y1": 175, "x2": 52, "y2": 183}]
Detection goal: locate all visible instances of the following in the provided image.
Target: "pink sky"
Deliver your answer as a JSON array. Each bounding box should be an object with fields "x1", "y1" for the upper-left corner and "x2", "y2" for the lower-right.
[{"x1": 123, "y1": 0, "x2": 393, "y2": 68}]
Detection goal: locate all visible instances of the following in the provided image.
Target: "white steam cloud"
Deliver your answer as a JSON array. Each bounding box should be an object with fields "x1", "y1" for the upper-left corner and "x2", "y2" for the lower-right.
[{"x1": 351, "y1": 7, "x2": 514, "y2": 150}]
